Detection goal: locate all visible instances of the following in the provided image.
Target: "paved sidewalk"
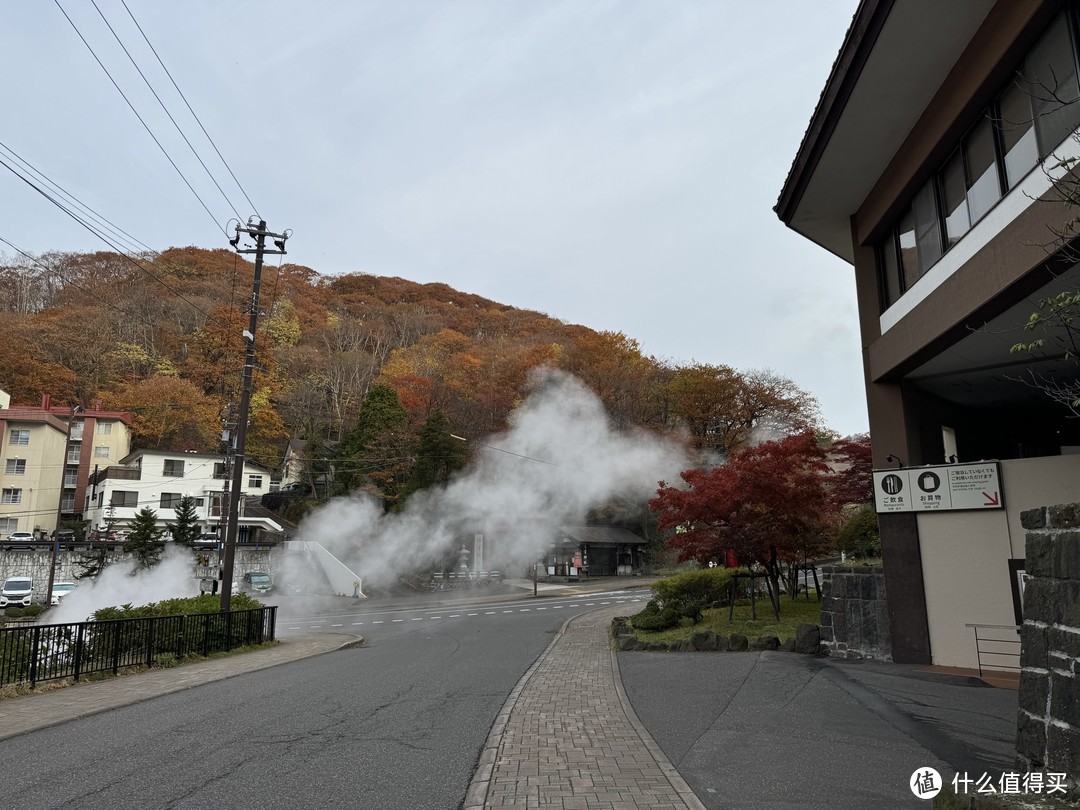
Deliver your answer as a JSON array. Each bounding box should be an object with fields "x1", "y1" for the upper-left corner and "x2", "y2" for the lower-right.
[
  {"x1": 0, "y1": 632, "x2": 360, "y2": 742},
  {"x1": 465, "y1": 604, "x2": 705, "y2": 810}
]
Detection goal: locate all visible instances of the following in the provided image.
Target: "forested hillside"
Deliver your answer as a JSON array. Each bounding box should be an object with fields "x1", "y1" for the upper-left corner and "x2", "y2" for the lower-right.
[{"x1": 0, "y1": 247, "x2": 821, "y2": 480}]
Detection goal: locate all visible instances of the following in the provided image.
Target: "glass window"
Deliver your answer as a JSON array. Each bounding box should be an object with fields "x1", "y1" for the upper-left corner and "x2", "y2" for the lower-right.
[
  {"x1": 94, "y1": 446, "x2": 110, "y2": 458},
  {"x1": 941, "y1": 150, "x2": 971, "y2": 246},
  {"x1": 213, "y1": 462, "x2": 228, "y2": 479},
  {"x1": 897, "y1": 209, "x2": 920, "y2": 289},
  {"x1": 998, "y1": 82, "x2": 1039, "y2": 188},
  {"x1": 2, "y1": 488, "x2": 23, "y2": 504},
  {"x1": 8, "y1": 430, "x2": 29, "y2": 446},
  {"x1": 248, "y1": 475, "x2": 263, "y2": 489},
  {"x1": 160, "y1": 493, "x2": 182, "y2": 508},
  {"x1": 878, "y1": 234, "x2": 903, "y2": 309},
  {"x1": 0, "y1": 518, "x2": 18, "y2": 533},
  {"x1": 1023, "y1": 15, "x2": 1080, "y2": 156},
  {"x1": 912, "y1": 180, "x2": 943, "y2": 272},
  {"x1": 96, "y1": 422, "x2": 112, "y2": 435},
  {"x1": 4, "y1": 459, "x2": 25, "y2": 475},
  {"x1": 964, "y1": 118, "x2": 1002, "y2": 223},
  {"x1": 162, "y1": 459, "x2": 184, "y2": 477},
  {"x1": 110, "y1": 490, "x2": 138, "y2": 507}
]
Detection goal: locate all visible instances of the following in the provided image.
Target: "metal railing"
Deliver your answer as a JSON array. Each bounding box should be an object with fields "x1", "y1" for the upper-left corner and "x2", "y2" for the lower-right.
[
  {"x1": 965, "y1": 623, "x2": 1021, "y2": 677},
  {"x1": 0, "y1": 606, "x2": 277, "y2": 687}
]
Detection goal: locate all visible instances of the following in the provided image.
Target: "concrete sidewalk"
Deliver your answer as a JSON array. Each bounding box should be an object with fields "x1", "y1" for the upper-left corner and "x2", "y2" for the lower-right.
[{"x1": 0, "y1": 632, "x2": 359, "y2": 742}]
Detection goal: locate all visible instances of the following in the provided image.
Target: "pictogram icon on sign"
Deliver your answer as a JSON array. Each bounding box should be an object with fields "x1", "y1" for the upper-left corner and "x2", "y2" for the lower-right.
[
  {"x1": 917, "y1": 471, "x2": 940, "y2": 493},
  {"x1": 881, "y1": 474, "x2": 904, "y2": 495}
]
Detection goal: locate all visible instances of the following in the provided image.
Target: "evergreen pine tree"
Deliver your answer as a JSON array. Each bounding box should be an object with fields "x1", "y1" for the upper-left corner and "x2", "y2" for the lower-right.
[
  {"x1": 401, "y1": 410, "x2": 467, "y2": 500},
  {"x1": 168, "y1": 496, "x2": 202, "y2": 546},
  {"x1": 124, "y1": 507, "x2": 165, "y2": 569}
]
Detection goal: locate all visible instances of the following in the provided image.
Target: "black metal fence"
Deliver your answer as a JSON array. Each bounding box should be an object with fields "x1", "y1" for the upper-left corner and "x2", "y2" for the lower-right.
[{"x1": 0, "y1": 607, "x2": 277, "y2": 687}]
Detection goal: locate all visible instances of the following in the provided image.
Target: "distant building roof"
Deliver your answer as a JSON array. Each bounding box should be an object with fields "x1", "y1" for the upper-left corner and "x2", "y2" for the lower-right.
[{"x1": 557, "y1": 526, "x2": 644, "y2": 546}]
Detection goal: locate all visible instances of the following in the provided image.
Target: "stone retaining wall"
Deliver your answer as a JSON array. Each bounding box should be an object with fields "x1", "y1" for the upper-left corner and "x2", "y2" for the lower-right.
[
  {"x1": 818, "y1": 564, "x2": 892, "y2": 661},
  {"x1": 1016, "y1": 503, "x2": 1080, "y2": 785},
  {"x1": 0, "y1": 548, "x2": 273, "y2": 603}
]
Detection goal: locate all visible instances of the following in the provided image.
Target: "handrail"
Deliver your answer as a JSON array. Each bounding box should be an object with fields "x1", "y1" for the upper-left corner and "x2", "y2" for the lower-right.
[{"x1": 964, "y1": 623, "x2": 1021, "y2": 677}]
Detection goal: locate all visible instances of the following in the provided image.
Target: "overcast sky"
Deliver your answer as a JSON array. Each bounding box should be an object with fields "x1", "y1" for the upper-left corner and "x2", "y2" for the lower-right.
[{"x1": 2, "y1": 1, "x2": 866, "y2": 435}]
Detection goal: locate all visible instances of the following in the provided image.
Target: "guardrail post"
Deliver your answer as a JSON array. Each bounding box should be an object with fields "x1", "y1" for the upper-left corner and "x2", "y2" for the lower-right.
[
  {"x1": 112, "y1": 622, "x2": 122, "y2": 675},
  {"x1": 269, "y1": 606, "x2": 277, "y2": 641},
  {"x1": 177, "y1": 615, "x2": 186, "y2": 659},
  {"x1": 74, "y1": 623, "x2": 85, "y2": 682},
  {"x1": 29, "y1": 626, "x2": 41, "y2": 687},
  {"x1": 146, "y1": 617, "x2": 156, "y2": 668}
]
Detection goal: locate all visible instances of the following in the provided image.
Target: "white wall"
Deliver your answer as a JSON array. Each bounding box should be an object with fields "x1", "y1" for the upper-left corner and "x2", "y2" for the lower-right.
[{"x1": 917, "y1": 454, "x2": 1080, "y2": 669}]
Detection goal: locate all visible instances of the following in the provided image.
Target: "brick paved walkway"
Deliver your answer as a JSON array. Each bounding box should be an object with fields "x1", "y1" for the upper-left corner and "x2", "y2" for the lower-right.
[{"x1": 465, "y1": 604, "x2": 705, "y2": 810}]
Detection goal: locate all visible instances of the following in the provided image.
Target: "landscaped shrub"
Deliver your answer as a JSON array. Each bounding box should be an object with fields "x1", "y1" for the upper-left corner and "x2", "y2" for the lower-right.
[
  {"x1": 630, "y1": 600, "x2": 681, "y2": 632},
  {"x1": 92, "y1": 593, "x2": 263, "y2": 622},
  {"x1": 836, "y1": 505, "x2": 881, "y2": 559},
  {"x1": 22, "y1": 604, "x2": 44, "y2": 617},
  {"x1": 651, "y1": 567, "x2": 735, "y2": 614},
  {"x1": 5, "y1": 607, "x2": 25, "y2": 619}
]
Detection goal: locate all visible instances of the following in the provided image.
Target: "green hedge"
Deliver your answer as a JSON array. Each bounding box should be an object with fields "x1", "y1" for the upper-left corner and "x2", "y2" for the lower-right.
[
  {"x1": 651, "y1": 567, "x2": 735, "y2": 613},
  {"x1": 93, "y1": 593, "x2": 263, "y2": 621}
]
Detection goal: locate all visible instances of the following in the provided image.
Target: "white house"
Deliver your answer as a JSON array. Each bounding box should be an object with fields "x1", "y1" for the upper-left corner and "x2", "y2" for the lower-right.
[{"x1": 85, "y1": 449, "x2": 283, "y2": 542}]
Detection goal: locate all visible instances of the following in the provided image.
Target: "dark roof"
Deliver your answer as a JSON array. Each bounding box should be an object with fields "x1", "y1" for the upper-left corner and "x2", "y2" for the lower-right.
[{"x1": 557, "y1": 526, "x2": 644, "y2": 546}]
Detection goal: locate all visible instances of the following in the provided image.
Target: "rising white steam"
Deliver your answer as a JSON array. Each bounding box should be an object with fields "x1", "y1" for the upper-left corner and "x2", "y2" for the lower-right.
[
  {"x1": 49, "y1": 544, "x2": 198, "y2": 624},
  {"x1": 298, "y1": 368, "x2": 689, "y2": 588}
]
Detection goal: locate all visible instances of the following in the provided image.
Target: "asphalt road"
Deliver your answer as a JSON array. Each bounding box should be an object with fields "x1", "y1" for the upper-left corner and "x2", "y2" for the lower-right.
[
  {"x1": 619, "y1": 651, "x2": 1018, "y2": 810},
  {"x1": 1, "y1": 589, "x2": 650, "y2": 810}
]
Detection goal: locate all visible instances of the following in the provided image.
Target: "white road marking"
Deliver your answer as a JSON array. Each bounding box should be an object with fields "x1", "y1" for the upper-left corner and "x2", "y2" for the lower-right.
[
  {"x1": 430, "y1": 616, "x2": 442, "y2": 619},
  {"x1": 485, "y1": 611, "x2": 495, "y2": 615},
  {"x1": 372, "y1": 620, "x2": 384, "y2": 624},
  {"x1": 519, "y1": 608, "x2": 530, "y2": 612},
  {"x1": 412, "y1": 618, "x2": 423, "y2": 621},
  {"x1": 467, "y1": 613, "x2": 478, "y2": 616},
  {"x1": 536, "y1": 607, "x2": 546, "y2": 610},
  {"x1": 288, "y1": 626, "x2": 300, "y2": 630},
  {"x1": 331, "y1": 623, "x2": 343, "y2": 627},
  {"x1": 310, "y1": 625, "x2": 323, "y2": 628},
  {"x1": 449, "y1": 614, "x2": 460, "y2": 618},
  {"x1": 502, "y1": 610, "x2": 514, "y2": 613},
  {"x1": 352, "y1": 622, "x2": 364, "y2": 625},
  {"x1": 392, "y1": 619, "x2": 404, "y2": 623}
]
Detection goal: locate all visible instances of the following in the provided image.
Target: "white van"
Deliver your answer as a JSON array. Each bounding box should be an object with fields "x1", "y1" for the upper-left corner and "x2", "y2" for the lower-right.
[{"x1": 0, "y1": 577, "x2": 34, "y2": 607}]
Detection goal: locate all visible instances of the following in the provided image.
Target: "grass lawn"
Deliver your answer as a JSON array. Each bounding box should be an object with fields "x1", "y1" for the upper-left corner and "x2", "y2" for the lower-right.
[{"x1": 631, "y1": 595, "x2": 822, "y2": 646}]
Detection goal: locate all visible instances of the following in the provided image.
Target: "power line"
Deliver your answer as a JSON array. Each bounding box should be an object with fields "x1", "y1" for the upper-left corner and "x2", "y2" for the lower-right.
[
  {"x1": 120, "y1": 0, "x2": 261, "y2": 220},
  {"x1": 89, "y1": 0, "x2": 243, "y2": 223},
  {"x1": 0, "y1": 140, "x2": 154, "y2": 256},
  {"x1": 53, "y1": 0, "x2": 228, "y2": 237},
  {"x1": 0, "y1": 156, "x2": 223, "y2": 326}
]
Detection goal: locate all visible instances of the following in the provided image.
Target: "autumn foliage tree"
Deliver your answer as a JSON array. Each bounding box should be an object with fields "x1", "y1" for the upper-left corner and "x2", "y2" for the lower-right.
[
  {"x1": 827, "y1": 433, "x2": 874, "y2": 508},
  {"x1": 650, "y1": 432, "x2": 838, "y2": 612}
]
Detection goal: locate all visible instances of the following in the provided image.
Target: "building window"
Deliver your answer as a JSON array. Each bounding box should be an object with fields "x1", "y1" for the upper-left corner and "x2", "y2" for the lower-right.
[
  {"x1": 876, "y1": 11, "x2": 1080, "y2": 312},
  {"x1": 2, "y1": 488, "x2": 23, "y2": 504},
  {"x1": 4, "y1": 459, "x2": 26, "y2": 475},
  {"x1": 213, "y1": 462, "x2": 228, "y2": 479},
  {"x1": 8, "y1": 429, "x2": 29, "y2": 446},
  {"x1": 160, "y1": 493, "x2": 182, "y2": 509},
  {"x1": 61, "y1": 495, "x2": 75, "y2": 511},
  {"x1": 194, "y1": 497, "x2": 205, "y2": 507},
  {"x1": 94, "y1": 446, "x2": 110, "y2": 458},
  {"x1": 162, "y1": 459, "x2": 185, "y2": 477},
  {"x1": 0, "y1": 517, "x2": 18, "y2": 533},
  {"x1": 97, "y1": 422, "x2": 112, "y2": 435},
  {"x1": 248, "y1": 475, "x2": 263, "y2": 489},
  {"x1": 110, "y1": 490, "x2": 138, "y2": 508}
]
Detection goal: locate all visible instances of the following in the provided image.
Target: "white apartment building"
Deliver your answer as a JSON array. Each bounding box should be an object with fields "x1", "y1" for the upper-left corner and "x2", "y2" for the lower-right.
[{"x1": 85, "y1": 449, "x2": 283, "y2": 542}]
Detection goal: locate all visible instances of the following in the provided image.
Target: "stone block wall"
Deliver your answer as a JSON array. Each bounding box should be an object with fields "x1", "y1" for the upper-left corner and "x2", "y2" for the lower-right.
[
  {"x1": 818, "y1": 565, "x2": 892, "y2": 661},
  {"x1": 1016, "y1": 503, "x2": 1080, "y2": 783}
]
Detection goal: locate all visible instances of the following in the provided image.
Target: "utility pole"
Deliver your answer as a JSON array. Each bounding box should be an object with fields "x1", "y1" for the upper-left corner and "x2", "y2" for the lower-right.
[{"x1": 220, "y1": 219, "x2": 288, "y2": 611}]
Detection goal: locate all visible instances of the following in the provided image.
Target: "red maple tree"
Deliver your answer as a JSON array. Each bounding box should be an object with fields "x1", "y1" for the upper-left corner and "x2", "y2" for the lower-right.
[
  {"x1": 650, "y1": 432, "x2": 838, "y2": 602},
  {"x1": 827, "y1": 432, "x2": 874, "y2": 508}
]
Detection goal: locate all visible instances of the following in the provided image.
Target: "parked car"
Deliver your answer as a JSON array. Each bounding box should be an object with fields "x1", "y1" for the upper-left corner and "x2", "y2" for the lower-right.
[
  {"x1": 242, "y1": 571, "x2": 274, "y2": 595},
  {"x1": 0, "y1": 576, "x2": 34, "y2": 607},
  {"x1": 50, "y1": 581, "x2": 77, "y2": 606},
  {"x1": 5, "y1": 531, "x2": 35, "y2": 545}
]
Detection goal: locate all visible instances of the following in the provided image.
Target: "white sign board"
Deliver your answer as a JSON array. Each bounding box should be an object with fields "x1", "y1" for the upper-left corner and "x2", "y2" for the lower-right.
[{"x1": 873, "y1": 461, "x2": 1002, "y2": 514}]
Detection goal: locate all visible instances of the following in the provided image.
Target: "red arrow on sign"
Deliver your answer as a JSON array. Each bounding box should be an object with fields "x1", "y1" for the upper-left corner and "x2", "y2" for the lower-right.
[{"x1": 982, "y1": 491, "x2": 1000, "y2": 506}]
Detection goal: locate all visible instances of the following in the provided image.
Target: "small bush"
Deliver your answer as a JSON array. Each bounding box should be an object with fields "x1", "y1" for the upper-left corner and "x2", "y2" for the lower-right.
[
  {"x1": 836, "y1": 505, "x2": 881, "y2": 559},
  {"x1": 93, "y1": 593, "x2": 263, "y2": 621},
  {"x1": 651, "y1": 567, "x2": 734, "y2": 614},
  {"x1": 5, "y1": 607, "x2": 25, "y2": 619},
  {"x1": 631, "y1": 605, "x2": 681, "y2": 632},
  {"x1": 22, "y1": 604, "x2": 44, "y2": 617}
]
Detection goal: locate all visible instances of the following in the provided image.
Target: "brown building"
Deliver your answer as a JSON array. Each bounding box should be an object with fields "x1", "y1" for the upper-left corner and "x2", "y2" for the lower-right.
[{"x1": 778, "y1": 1, "x2": 1080, "y2": 667}]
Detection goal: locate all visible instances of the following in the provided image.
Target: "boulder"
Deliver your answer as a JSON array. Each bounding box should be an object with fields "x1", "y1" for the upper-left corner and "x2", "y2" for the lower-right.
[
  {"x1": 616, "y1": 635, "x2": 639, "y2": 651},
  {"x1": 728, "y1": 633, "x2": 748, "y2": 651},
  {"x1": 795, "y1": 623, "x2": 821, "y2": 655},
  {"x1": 779, "y1": 638, "x2": 797, "y2": 653},
  {"x1": 751, "y1": 635, "x2": 780, "y2": 651},
  {"x1": 690, "y1": 630, "x2": 719, "y2": 651}
]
